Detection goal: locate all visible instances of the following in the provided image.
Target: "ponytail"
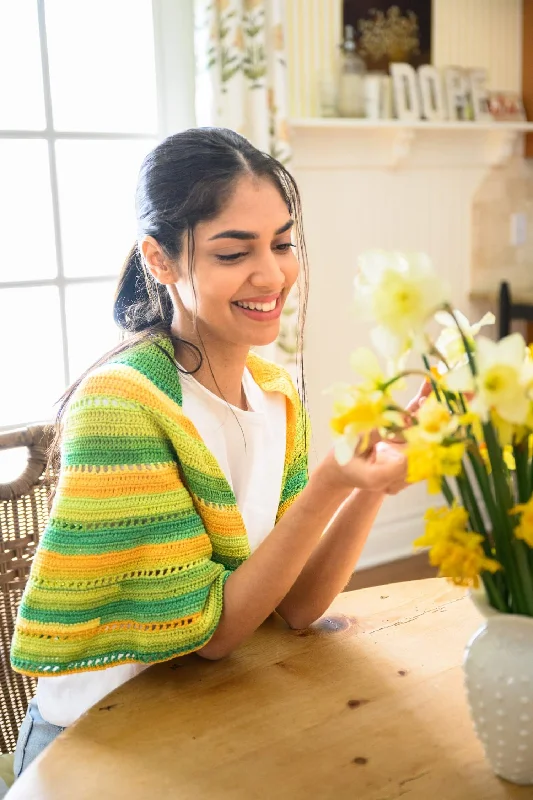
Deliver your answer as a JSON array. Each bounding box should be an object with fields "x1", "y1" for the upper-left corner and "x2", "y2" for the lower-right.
[{"x1": 113, "y1": 243, "x2": 173, "y2": 332}]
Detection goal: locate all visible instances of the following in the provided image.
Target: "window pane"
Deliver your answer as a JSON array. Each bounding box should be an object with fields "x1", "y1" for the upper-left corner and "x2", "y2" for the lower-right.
[
  {"x1": 65, "y1": 281, "x2": 120, "y2": 380},
  {"x1": 0, "y1": 140, "x2": 57, "y2": 283},
  {"x1": 0, "y1": 287, "x2": 64, "y2": 426},
  {"x1": 0, "y1": 0, "x2": 45, "y2": 130},
  {"x1": 0, "y1": 448, "x2": 29, "y2": 484},
  {"x1": 56, "y1": 139, "x2": 153, "y2": 278},
  {"x1": 45, "y1": 0, "x2": 157, "y2": 133}
]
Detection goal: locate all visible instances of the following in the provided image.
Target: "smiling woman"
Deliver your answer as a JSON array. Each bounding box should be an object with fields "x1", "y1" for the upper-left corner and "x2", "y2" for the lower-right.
[{"x1": 11, "y1": 127, "x2": 412, "y2": 777}]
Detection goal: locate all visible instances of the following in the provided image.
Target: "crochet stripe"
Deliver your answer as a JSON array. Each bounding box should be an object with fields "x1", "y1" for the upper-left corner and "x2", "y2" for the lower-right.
[{"x1": 11, "y1": 336, "x2": 309, "y2": 676}]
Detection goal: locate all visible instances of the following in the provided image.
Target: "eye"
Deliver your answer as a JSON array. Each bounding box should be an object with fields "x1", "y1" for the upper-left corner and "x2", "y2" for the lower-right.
[
  {"x1": 215, "y1": 252, "x2": 247, "y2": 263},
  {"x1": 275, "y1": 243, "x2": 296, "y2": 254}
]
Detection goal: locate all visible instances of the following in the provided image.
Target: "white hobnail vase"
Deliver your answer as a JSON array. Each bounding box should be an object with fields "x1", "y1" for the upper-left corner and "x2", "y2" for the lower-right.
[{"x1": 464, "y1": 588, "x2": 533, "y2": 785}]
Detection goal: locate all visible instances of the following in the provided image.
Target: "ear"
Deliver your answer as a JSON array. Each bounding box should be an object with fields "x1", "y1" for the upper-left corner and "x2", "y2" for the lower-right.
[{"x1": 140, "y1": 236, "x2": 177, "y2": 286}]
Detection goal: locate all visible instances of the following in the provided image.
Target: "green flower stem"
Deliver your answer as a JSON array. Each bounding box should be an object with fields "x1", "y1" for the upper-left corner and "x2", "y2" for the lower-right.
[
  {"x1": 466, "y1": 445, "x2": 509, "y2": 605},
  {"x1": 456, "y1": 474, "x2": 487, "y2": 538},
  {"x1": 380, "y1": 370, "x2": 430, "y2": 393},
  {"x1": 445, "y1": 306, "x2": 477, "y2": 378},
  {"x1": 483, "y1": 421, "x2": 529, "y2": 614},
  {"x1": 422, "y1": 354, "x2": 441, "y2": 401},
  {"x1": 513, "y1": 538, "x2": 533, "y2": 615},
  {"x1": 481, "y1": 573, "x2": 509, "y2": 613},
  {"x1": 441, "y1": 477, "x2": 456, "y2": 506},
  {"x1": 513, "y1": 441, "x2": 530, "y2": 504}
]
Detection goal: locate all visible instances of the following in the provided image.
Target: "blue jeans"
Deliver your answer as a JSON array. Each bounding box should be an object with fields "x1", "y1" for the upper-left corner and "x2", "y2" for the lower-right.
[{"x1": 13, "y1": 698, "x2": 64, "y2": 778}]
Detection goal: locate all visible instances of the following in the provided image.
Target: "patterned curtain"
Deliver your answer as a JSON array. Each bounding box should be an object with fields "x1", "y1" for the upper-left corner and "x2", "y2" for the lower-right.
[
  {"x1": 194, "y1": 0, "x2": 298, "y2": 368},
  {"x1": 195, "y1": 0, "x2": 291, "y2": 161}
]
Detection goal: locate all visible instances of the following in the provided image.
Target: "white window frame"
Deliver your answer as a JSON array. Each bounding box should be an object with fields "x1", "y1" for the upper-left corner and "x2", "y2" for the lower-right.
[{"x1": 0, "y1": 0, "x2": 196, "y2": 431}]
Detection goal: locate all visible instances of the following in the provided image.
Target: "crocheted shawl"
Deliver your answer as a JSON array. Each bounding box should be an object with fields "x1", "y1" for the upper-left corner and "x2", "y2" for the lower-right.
[{"x1": 11, "y1": 335, "x2": 309, "y2": 677}]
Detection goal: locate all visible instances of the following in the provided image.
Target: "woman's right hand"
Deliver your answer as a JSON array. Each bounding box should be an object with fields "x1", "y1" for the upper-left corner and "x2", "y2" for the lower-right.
[{"x1": 321, "y1": 440, "x2": 408, "y2": 496}]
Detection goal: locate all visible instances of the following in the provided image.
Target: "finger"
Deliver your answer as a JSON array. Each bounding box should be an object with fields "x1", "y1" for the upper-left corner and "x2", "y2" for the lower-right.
[{"x1": 405, "y1": 379, "x2": 432, "y2": 414}]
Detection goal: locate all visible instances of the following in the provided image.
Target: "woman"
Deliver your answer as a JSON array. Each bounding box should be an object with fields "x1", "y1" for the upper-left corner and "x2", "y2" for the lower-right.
[{"x1": 11, "y1": 128, "x2": 410, "y2": 775}]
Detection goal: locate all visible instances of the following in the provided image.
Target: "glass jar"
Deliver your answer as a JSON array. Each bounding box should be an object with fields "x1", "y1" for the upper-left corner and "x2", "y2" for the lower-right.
[{"x1": 337, "y1": 25, "x2": 366, "y2": 118}]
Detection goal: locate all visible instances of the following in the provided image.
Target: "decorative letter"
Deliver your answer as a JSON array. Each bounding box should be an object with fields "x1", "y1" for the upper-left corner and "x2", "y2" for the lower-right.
[
  {"x1": 469, "y1": 68, "x2": 492, "y2": 122},
  {"x1": 391, "y1": 63, "x2": 421, "y2": 121},
  {"x1": 444, "y1": 67, "x2": 471, "y2": 121},
  {"x1": 418, "y1": 65, "x2": 447, "y2": 121}
]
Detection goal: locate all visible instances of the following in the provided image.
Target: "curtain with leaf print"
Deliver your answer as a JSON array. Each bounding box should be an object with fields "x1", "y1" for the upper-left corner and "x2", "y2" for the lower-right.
[
  {"x1": 195, "y1": 0, "x2": 291, "y2": 162},
  {"x1": 194, "y1": 0, "x2": 298, "y2": 369}
]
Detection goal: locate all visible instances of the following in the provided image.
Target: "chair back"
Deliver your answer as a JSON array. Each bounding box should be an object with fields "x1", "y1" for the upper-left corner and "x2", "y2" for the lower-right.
[
  {"x1": 498, "y1": 281, "x2": 533, "y2": 338},
  {"x1": 0, "y1": 426, "x2": 54, "y2": 753}
]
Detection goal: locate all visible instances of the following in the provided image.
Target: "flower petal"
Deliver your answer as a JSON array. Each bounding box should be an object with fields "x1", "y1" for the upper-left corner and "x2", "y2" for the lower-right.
[
  {"x1": 494, "y1": 332, "x2": 526, "y2": 368},
  {"x1": 349, "y1": 347, "x2": 382, "y2": 382},
  {"x1": 443, "y1": 364, "x2": 474, "y2": 393}
]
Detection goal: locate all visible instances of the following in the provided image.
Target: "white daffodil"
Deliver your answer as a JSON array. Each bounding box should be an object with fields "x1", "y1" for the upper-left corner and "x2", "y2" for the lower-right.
[
  {"x1": 349, "y1": 347, "x2": 386, "y2": 388},
  {"x1": 354, "y1": 250, "x2": 449, "y2": 360},
  {"x1": 445, "y1": 333, "x2": 529, "y2": 424},
  {"x1": 435, "y1": 309, "x2": 495, "y2": 369}
]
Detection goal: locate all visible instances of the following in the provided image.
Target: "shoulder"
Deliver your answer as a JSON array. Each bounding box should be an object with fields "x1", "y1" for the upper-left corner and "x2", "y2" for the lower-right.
[{"x1": 72, "y1": 334, "x2": 182, "y2": 408}]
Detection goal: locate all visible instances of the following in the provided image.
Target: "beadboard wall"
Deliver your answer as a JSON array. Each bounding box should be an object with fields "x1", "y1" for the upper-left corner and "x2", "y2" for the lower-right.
[
  {"x1": 285, "y1": 0, "x2": 523, "y2": 117},
  {"x1": 284, "y1": 1, "x2": 525, "y2": 569}
]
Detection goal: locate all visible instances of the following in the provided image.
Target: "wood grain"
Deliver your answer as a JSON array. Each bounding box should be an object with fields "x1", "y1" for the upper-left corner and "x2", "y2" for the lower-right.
[{"x1": 6, "y1": 579, "x2": 533, "y2": 800}]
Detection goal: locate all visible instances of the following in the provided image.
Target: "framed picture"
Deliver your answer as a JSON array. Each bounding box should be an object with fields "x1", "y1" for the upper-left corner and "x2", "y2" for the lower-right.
[{"x1": 343, "y1": 1, "x2": 432, "y2": 72}]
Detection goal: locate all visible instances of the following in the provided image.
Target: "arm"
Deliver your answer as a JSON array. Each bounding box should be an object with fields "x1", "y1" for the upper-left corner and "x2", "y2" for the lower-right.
[
  {"x1": 275, "y1": 443, "x2": 406, "y2": 629},
  {"x1": 275, "y1": 488, "x2": 384, "y2": 630},
  {"x1": 197, "y1": 448, "x2": 406, "y2": 660}
]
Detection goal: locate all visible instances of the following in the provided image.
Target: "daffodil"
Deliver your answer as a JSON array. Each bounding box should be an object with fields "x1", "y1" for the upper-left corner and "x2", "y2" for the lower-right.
[
  {"x1": 354, "y1": 251, "x2": 449, "y2": 360},
  {"x1": 329, "y1": 383, "x2": 403, "y2": 465},
  {"x1": 407, "y1": 394, "x2": 459, "y2": 443},
  {"x1": 435, "y1": 309, "x2": 495, "y2": 369},
  {"x1": 406, "y1": 439, "x2": 465, "y2": 493},
  {"x1": 349, "y1": 347, "x2": 387, "y2": 390},
  {"x1": 445, "y1": 333, "x2": 530, "y2": 426},
  {"x1": 415, "y1": 506, "x2": 501, "y2": 587},
  {"x1": 511, "y1": 499, "x2": 533, "y2": 548}
]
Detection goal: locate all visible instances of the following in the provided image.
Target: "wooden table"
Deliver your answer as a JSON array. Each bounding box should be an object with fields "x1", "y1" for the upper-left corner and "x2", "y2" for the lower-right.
[{"x1": 7, "y1": 579, "x2": 533, "y2": 800}]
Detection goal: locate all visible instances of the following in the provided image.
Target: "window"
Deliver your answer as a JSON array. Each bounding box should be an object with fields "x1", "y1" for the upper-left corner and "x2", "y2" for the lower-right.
[{"x1": 0, "y1": 0, "x2": 195, "y2": 433}]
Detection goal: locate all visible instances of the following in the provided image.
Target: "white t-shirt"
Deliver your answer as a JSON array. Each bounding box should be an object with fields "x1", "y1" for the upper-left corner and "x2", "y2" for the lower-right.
[{"x1": 37, "y1": 366, "x2": 287, "y2": 727}]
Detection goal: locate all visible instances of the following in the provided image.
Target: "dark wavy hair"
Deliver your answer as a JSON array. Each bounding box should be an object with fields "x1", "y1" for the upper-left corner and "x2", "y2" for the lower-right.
[{"x1": 50, "y1": 127, "x2": 309, "y2": 470}]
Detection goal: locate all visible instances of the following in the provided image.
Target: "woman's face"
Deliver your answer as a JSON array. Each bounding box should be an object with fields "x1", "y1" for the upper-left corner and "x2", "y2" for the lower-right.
[{"x1": 174, "y1": 175, "x2": 299, "y2": 350}]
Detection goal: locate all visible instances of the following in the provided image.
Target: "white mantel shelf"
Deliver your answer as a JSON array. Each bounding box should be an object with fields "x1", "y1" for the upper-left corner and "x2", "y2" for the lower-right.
[{"x1": 289, "y1": 118, "x2": 533, "y2": 169}]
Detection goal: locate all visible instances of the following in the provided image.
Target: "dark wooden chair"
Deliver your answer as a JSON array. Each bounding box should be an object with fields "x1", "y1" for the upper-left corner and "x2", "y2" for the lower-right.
[
  {"x1": 498, "y1": 281, "x2": 533, "y2": 339},
  {"x1": 0, "y1": 426, "x2": 54, "y2": 754}
]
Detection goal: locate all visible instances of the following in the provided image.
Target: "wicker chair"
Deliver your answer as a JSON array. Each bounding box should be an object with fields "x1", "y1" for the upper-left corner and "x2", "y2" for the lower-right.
[{"x1": 0, "y1": 425, "x2": 54, "y2": 754}]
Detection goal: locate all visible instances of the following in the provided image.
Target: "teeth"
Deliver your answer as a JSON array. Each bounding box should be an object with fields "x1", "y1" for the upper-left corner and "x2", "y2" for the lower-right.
[{"x1": 236, "y1": 299, "x2": 277, "y2": 312}]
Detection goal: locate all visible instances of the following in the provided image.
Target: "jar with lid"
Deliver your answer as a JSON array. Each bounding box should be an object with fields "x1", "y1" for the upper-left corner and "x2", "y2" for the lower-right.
[{"x1": 337, "y1": 25, "x2": 366, "y2": 118}]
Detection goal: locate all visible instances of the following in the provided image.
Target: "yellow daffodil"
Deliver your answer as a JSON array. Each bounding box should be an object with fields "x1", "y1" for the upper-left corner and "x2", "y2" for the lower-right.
[
  {"x1": 511, "y1": 499, "x2": 533, "y2": 548},
  {"x1": 415, "y1": 506, "x2": 501, "y2": 588},
  {"x1": 459, "y1": 410, "x2": 484, "y2": 443},
  {"x1": 328, "y1": 348, "x2": 405, "y2": 465},
  {"x1": 445, "y1": 333, "x2": 530, "y2": 426},
  {"x1": 354, "y1": 251, "x2": 449, "y2": 360},
  {"x1": 406, "y1": 438, "x2": 465, "y2": 493},
  {"x1": 408, "y1": 394, "x2": 459, "y2": 443},
  {"x1": 435, "y1": 309, "x2": 495, "y2": 369},
  {"x1": 329, "y1": 384, "x2": 403, "y2": 465}
]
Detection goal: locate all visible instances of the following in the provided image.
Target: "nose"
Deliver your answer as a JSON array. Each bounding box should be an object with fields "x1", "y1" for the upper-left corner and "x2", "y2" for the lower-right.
[{"x1": 249, "y1": 248, "x2": 285, "y2": 291}]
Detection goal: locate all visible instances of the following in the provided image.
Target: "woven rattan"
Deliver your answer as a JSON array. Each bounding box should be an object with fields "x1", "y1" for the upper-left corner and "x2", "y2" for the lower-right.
[{"x1": 0, "y1": 426, "x2": 54, "y2": 753}]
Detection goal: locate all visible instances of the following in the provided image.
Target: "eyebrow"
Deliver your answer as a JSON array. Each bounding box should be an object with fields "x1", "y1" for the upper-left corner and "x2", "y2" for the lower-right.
[{"x1": 208, "y1": 219, "x2": 294, "y2": 241}]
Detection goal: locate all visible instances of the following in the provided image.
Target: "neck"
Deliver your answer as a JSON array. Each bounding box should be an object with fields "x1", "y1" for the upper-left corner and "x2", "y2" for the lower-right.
[{"x1": 170, "y1": 316, "x2": 250, "y2": 411}]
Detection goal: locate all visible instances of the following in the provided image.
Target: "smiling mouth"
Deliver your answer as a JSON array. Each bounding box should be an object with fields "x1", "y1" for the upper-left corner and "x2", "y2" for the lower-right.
[
  {"x1": 234, "y1": 298, "x2": 278, "y2": 312},
  {"x1": 231, "y1": 294, "x2": 283, "y2": 320}
]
